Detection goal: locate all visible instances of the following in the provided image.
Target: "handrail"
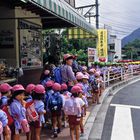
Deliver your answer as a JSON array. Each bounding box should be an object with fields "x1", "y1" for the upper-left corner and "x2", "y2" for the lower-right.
[{"x1": 103, "y1": 66, "x2": 140, "y2": 88}]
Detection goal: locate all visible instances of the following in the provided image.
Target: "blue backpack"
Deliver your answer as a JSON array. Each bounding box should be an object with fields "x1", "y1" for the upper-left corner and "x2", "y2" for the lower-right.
[
  {"x1": 53, "y1": 67, "x2": 62, "y2": 84},
  {"x1": 91, "y1": 79, "x2": 98, "y2": 91},
  {"x1": 48, "y1": 92, "x2": 63, "y2": 112}
]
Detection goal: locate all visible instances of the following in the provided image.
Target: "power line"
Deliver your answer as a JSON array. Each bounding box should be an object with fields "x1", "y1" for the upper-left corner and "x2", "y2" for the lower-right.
[{"x1": 99, "y1": 16, "x2": 139, "y2": 28}]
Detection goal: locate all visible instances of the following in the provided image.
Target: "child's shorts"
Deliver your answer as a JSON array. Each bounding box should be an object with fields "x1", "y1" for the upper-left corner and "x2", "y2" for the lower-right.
[
  {"x1": 10, "y1": 124, "x2": 21, "y2": 135},
  {"x1": 30, "y1": 121, "x2": 42, "y2": 128},
  {"x1": 93, "y1": 89, "x2": 99, "y2": 94},
  {"x1": 51, "y1": 111, "x2": 62, "y2": 117},
  {"x1": 68, "y1": 115, "x2": 80, "y2": 126}
]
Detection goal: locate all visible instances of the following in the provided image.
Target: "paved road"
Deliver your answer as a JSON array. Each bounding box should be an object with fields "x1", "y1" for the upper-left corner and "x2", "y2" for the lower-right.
[{"x1": 102, "y1": 81, "x2": 140, "y2": 140}]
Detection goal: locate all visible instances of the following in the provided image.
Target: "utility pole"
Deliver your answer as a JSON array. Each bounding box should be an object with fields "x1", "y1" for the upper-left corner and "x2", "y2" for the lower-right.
[
  {"x1": 95, "y1": 0, "x2": 99, "y2": 29},
  {"x1": 76, "y1": 1, "x2": 99, "y2": 28}
]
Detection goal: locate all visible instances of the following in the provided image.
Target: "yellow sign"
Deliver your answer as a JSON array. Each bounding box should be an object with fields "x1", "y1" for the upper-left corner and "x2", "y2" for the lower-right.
[
  {"x1": 68, "y1": 28, "x2": 97, "y2": 39},
  {"x1": 97, "y1": 29, "x2": 108, "y2": 60}
]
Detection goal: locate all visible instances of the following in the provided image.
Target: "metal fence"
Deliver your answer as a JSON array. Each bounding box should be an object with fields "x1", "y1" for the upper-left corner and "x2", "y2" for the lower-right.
[{"x1": 103, "y1": 66, "x2": 140, "y2": 88}]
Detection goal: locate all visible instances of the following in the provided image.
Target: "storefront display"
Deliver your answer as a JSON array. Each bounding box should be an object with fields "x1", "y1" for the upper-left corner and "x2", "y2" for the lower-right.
[
  {"x1": 19, "y1": 20, "x2": 42, "y2": 68},
  {"x1": 0, "y1": 30, "x2": 14, "y2": 48}
]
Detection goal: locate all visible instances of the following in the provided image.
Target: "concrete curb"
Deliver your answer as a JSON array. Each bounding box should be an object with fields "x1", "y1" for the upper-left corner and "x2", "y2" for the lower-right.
[{"x1": 80, "y1": 75, "x2": 140, "y2": 140}]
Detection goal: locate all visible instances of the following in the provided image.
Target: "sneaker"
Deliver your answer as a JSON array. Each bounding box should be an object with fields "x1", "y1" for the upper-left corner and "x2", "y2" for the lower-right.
[
  {"x1": 53, "y1": 129, "x2": 58, "y2": 138},
  {"x1": 57, "y1": 128, "x2": 61, "y2": 134},
  {"x1": 80, "y1": 133, "x2": 85, "y2": 137},
  {"x1": 63, "y1": 121, "x2": 67, "y2": 128}
]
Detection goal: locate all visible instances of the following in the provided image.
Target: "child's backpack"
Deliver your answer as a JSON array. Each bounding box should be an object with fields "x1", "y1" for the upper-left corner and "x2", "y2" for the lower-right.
[
  {"x1": 0, "y1": 121, "x2": 3, "y2": 135},
  {"x1": 49, "y1": 93, "x2": 63, "y2": 112},
  {"x1": 26, "y1": 101, "x2": 39, "y2": 122},
  {"x1": 91, "y1": 79, "x2": 99, "y2": 91},
  {"x1": 21, "y1": 119, "x2": 30, "y2": 133},
  {"x1": 2, "y1": 105, "x2": 14, "y2": 126},
  {"x1": 64, "y1": 98, "x2": 81, "y2": 116},
  {"x1": 45, "y1": 90, "x2": 53, "y2": 111},
  {"x1": 53, "y1": 67, "x2": 62, "y2": 84},
  {"x1": 0, "y1": 96, "x2": 8, "y2": 109}
]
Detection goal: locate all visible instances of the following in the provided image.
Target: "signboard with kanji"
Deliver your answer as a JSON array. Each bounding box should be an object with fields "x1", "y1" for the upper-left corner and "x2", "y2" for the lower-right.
[
  {"x1": 97, "y1": 29, "x2": 108, "y2": 62},
  {"x1": 88, "y1": 48, "x2": 97, "y2": 66}
]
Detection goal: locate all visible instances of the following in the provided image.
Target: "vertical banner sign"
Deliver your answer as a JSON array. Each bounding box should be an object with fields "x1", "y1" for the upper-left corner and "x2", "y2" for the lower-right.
[
  {"x1": 88, "y1": 48, "x2": 97, "y2": 66},
  {"x1": 97, "y1": 29, "x2": 108, "y2": 62}
]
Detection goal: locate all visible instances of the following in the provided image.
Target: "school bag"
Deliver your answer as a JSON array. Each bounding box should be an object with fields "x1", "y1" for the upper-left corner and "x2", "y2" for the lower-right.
[
  {"x1": 45, "y1": 90, "x2": 53, "y2": 111},
  {"x1": 53, "y1": 67, "x2": 62, "y2": 84},
  {"x1": 48, "y1": 92, "x2": 63, "y2": 112},
  {"x1": 2, "y1": 105, "x2": 14, "y2": 126},
  {"x1": 0, "y1": 121, "x2": 3, "y2": 135},
  {"x1": 91, "y1": 79, "x2": 99, "y2": 91},
  {"x1": 64, "y1": 98, "x2": 81, "y2": 116},
  {"x1": 26, "y1": 101, "x2": 39, "y2": 122}
]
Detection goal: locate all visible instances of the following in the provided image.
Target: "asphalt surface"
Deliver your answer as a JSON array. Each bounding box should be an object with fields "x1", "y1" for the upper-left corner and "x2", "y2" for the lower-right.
[{"x1": 101, "y1": 81, "x2": 140, "y2": 140}]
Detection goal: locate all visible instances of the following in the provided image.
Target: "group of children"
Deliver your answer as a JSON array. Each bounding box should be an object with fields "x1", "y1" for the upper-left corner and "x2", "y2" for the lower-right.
[{"x1": 0, "y1": 67, "x2": 103, "y2": 140}]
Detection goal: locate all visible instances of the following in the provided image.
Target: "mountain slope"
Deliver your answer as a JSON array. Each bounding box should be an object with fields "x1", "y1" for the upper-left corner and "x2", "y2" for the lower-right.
[{"x1": 122, "y1": 28, "x2": 140, "y2": 47}]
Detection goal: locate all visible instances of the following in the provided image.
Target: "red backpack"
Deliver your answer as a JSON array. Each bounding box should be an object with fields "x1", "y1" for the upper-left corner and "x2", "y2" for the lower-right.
[
  {"x1": 26, "y1": 101, "x2": 39, "y2": 122},
  {"x1": 2, "y1": 105, "x2": 14, "y2": 126}
]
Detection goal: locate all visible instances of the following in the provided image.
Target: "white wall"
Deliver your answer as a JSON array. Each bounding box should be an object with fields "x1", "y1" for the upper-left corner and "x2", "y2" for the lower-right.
[{"x1": 115, "y1": 39, "x2": 122, "y2": 60}]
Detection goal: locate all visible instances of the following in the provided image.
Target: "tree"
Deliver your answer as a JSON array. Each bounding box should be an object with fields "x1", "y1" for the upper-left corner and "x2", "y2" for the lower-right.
[{"x1": 123, "y1": 39, "x2": 140, "y2": 60}]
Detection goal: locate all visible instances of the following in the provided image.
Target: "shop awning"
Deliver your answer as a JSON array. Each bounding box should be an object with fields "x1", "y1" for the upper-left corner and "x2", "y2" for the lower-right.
[
  {"x1": 16, "y1": 0, "x2": 97, "y2": 36},
  {"x1": 68, "y1": 27, "x2": 97, "y2": 39}
]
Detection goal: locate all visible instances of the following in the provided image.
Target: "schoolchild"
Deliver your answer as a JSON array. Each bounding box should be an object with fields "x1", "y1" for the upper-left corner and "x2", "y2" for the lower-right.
[
  {"x1": 48, "y1": 83, "x2": 63, "y2": 138},
  {"x1": 61, "y1": 83, "x2": 71, "y2": 99},
  {"x1": 64, "y1": 85, "x2": 82, "y2": 140},
  {"x1": 32, "y1": 84, "x2": 46, "y2": 140},
  {"x1": 60, "y1": 83, "x2": 70, "y2": 127},
  {"x1": 10, "y1": 84, "x2": 30, "y2": 140},
  {"x1": 0, "y1": 83, "x2": 12, "y2": 108},
  {"x1": 0, "y1": 83, "x2": 13, "y2": 140},
  {"x1": 45, "y1": 80, "x2": 54, "y2": 111},
  {"x1": 89, "y1": 69, "x2": 96, "y2": 83},
  {"x1": 0, "y1": 109, "x2": 11, "y2": 140},
  {"x1": 44, "y1": 80, "x2": 54, "y2": 127},
  {"x1": 91, "y1": 72, "x2": 101, "y2": 104},
  {"x1": 78, "y1": 90, "x2": 87, "y2": 136},
  {"x1": 25, "y1": 84, "x2": 35, "y2": 102},
  {"x1": 76, "y1": 72, "x2": 84, "y2": 83},
  {"x1": 82, "y1": 75, "x2": 91, "y2": 98},
  {"x1": 40, "y1": 70, "x2": 51, "y2": 86}
]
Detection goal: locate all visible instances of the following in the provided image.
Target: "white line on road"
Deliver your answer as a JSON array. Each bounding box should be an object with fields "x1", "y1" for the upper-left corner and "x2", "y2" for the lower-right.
[
  {"x1": 111, "y1": 104, "x2": 140, "y2": 109},
  {"x1": 111, "y1": 104, "x2": 135, "y2": 140}
]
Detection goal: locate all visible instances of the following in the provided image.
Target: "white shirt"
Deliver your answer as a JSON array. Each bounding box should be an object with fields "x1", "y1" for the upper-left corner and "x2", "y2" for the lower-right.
[{"x1": 76, "y1": 97, "x2": 85, "y2": 107}]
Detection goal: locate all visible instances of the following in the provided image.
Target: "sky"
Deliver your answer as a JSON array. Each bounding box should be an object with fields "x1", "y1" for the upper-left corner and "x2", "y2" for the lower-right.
[{"x1": 75, "y1": 0, "x2": 140, "y2": 39}]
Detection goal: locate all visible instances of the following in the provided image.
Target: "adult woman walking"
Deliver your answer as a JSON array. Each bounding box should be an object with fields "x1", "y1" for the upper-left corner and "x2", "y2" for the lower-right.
[{"x1": 61, "y1": 54, "x2": 77, "y2": 91}]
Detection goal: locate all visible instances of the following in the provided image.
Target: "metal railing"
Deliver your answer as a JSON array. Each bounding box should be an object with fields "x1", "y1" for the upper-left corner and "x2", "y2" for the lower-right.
[{"x1": 103, "y1": 66, "x2": 140, "y2": 88}]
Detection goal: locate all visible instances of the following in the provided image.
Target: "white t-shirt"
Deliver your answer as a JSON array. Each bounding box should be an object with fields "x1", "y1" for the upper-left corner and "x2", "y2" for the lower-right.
[{"x1": 76, "y1": 98, "x2": 85, "y2": 107}]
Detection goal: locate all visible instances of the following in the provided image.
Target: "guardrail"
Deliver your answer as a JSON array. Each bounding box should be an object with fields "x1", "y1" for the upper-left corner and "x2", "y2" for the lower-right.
[{"x1": 103, "y1": 66, "x2": 140, "y2": 88}]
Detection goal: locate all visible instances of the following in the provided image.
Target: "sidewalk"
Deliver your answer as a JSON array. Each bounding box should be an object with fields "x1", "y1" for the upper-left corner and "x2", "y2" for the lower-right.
[
  {"x1": 21, "y1": 101, "x2": 94, "y2": 140},
  {"x1": 21, "y1": 75, "x2": 140, "y2": 140}
]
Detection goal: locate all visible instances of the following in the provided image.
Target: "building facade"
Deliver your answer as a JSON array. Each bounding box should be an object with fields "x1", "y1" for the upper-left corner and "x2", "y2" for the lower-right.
[
  {"x1": 64, "y1": 0, "x2": 75, "y2": 7},
  {"x1": 108, "y1": 35, "x2": 122, "y2": 62}
]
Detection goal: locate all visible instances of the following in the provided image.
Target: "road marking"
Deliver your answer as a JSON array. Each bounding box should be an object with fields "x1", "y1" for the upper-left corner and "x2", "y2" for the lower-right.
[
  {"x1": 111, "y1": 104, "x2": 140, "y2": 109},
  {"x1": 111, "y1": 104, "x2": 135, "y2": 140}
]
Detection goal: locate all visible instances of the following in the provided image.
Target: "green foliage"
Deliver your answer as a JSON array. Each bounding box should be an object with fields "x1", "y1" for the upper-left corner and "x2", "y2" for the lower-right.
[
  {"x1": 60, "y1": 29, "x2": 96, "y2": 63},
  {"x1": 66, "y1": 49, "x2": 88, "y2": 63},
  {"x1": 123, "y1": 39, "x2": 140, "y2": 60}
]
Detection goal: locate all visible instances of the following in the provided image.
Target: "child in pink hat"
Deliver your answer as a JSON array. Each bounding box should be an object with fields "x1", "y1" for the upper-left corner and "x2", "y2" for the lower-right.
[{"x1": 0, "y1": 83, "x2": 12, "y2": 108}]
